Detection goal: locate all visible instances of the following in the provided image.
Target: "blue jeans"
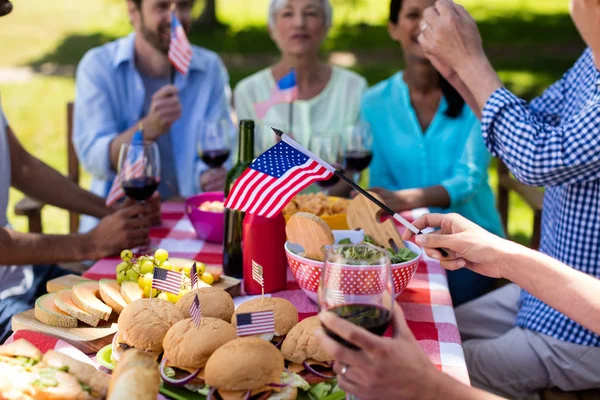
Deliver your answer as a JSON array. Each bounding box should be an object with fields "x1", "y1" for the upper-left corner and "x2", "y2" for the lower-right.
[{"x1": 0, "y1": 265, "x2": 72, "y2": 343}]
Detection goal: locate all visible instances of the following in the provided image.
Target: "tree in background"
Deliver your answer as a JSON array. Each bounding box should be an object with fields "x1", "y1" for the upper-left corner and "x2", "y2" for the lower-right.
[{"x1": 195, "y1": 0, "x2": 222, "y2": 28}]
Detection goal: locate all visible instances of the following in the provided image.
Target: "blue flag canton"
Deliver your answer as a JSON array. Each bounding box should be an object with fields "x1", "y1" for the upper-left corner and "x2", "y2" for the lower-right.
[
  {"x1": 277, "y1": 70, "x2": 296, "y2": 90},
  {"x1": 154, "y1": 267, "x2": 169, "y2": 281},
  {"x1": 250, "y1": 141, "x2": 309, "y2": 178},
  {"x1": 171, "y1": 12, "x2": 182, "y2": 33}
]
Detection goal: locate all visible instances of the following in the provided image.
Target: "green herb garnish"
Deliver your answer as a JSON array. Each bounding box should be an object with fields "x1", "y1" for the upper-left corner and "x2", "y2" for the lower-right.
[{"x1": 337, "y1": 238, "x2": 352, "y2": 245}]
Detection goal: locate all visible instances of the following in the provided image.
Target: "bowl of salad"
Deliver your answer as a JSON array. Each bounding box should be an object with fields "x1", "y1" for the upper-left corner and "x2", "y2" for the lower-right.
[{"x1": 285, "y1": 230, "x2": 421, "y2": 303}]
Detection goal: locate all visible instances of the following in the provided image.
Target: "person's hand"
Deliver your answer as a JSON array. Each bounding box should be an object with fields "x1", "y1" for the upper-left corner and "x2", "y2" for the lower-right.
[
  {"x1": 200, "y1": 167, "x2": 227, "y2": 192},
  {"x1": 145, "y1": 192, "x2": 162, "y2": 226},
  {"x1": 369, "y1": 187, "x2": 414, "y2": 211},
  {"x1": 402, "y1": 213, "x2": 519, "y2": 279},
  {"x1": 143, "y1": 85, "x2": 181, "y2": 141},
  {"x1": 418, "y1": 0, "x2": 486, "y2": 73},
  {"x1": 86, "y1": 203, "x2": 152, "y2": 259},
  {"x1": 317, "y1": 306, "x2": 443, "y2": 400}
]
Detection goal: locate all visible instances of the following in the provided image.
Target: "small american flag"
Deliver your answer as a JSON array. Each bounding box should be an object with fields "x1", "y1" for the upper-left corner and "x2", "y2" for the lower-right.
[
  {"x1": 152, "y1": 267, "x2": 182, "y2": 295},
  {"x1": 190, "y1": 293, "x2": 202, "y2": 328},
  {"x1": 236, "y1": 311, "x2": 275, "y2": 337},
  {"x1": 224, "y1": 138, "x2": 334, "y2": 218},
  {"x1": 190, "y1": 262, "x2": 198, "y2": 289},
  {"x1": 168, "y1": 11, "x2": 192, "y2": 75},
  {"x1": 252, "y1": 261, "x2": 263, "y2": 287},
  {"x1": 105, "y1": 159, "x2": 144, "y2": 207},
  {"x1": 254, "y1": 70, "x2": 298, "y2": 119}
]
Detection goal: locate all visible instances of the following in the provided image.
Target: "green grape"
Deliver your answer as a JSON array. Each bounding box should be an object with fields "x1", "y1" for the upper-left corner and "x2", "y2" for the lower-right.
[
  {"x1": 154, "y1": 249, "x2": 169, "y2": 263},
  {"x1": 116, "y1": 270, "x2": 127, "y2": 284},
  {"x1": 120, "y1": 249, "x2": 133, "y2": 262},
  {"x1": 116, "y1": 262, "x2": 129, "y2": 274},
  {"x1": 139, "y1": 260, "x2": 155, "y2": 275},
  {"x1": 159, "y1": 261, "x2": 175, "y2": 271},
  {"x1": 125, "y1": 269, "x2": 139, "y2": 281}
]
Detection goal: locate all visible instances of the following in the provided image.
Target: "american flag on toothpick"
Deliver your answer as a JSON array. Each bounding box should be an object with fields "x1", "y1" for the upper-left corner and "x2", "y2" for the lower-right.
[
  {"x1": 236, "y1": 311, "x2": 275, "y2": 337},
  {"x1": 254, "y1": 70, "x2": 298, "y2": 119},
  {"x1": 190, "y1": 293, "x2": 202, "y2": 328},
  {"x1": 190, "y1": 262, "x2": 198, "y2": 289},
  {"x1": 252, "y1": 261, "x2": 264, "y2": 287},
  {"x1": 224, "y1": 139, "x2": 334, "y2": 218},
  {"x1": 152, "y1": 267, "x2": 182, "y2": 295},
  {"x1": 168, "y1": 10, "x2": 192, "y2": 75}
]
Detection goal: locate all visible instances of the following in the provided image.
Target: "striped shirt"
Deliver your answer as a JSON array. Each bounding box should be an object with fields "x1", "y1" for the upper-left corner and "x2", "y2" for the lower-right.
[{"x1": 481, "y1": 48, "x2": 600, "y2": 346}]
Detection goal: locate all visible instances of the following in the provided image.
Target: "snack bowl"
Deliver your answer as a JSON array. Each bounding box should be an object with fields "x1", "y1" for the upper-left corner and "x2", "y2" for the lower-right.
[
  {"x1": 285, "y1": 231, "x2": 421, "y2": 303},
  {"x1": 185, "y1": 192, "x2": 225, "y2": 244},
  {"x1": 283, "y1": 196, "x2": 350, "y2": 230}
]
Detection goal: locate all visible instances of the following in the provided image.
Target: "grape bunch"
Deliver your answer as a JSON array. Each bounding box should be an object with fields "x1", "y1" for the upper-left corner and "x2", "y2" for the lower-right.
[{"x1": 115, "y1": 248, "x2": 216, "y2": 303}]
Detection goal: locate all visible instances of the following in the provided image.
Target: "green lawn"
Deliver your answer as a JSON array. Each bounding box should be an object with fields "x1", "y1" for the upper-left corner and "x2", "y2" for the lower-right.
[{"x1": 0, "y1": 0, "x2": 578, "y2": 244}]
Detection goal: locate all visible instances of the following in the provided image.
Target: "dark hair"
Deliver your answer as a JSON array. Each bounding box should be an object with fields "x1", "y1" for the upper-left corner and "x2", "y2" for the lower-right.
[{"x1": 389, "y1": 0, "x2": 465, "y2": 118}]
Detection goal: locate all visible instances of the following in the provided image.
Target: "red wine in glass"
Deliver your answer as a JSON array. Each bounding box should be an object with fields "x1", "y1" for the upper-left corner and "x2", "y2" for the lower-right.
[
  {"x1": 122, "y1": 177, "x2": 159, "y2": 202},
  {"x1": 323, "y1": 304, "x2": 391, "y2": 350},
  {"x1": 201, "y1": 149, "x2": 231, "y2": 168},
  {"x1": 345, "y1": 150, "x2": 373, "y2": 172}
]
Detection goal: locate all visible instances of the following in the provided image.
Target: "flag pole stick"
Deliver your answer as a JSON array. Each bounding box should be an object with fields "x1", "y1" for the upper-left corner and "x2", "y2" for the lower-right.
[{"x1": 271, "y1": 127, "x2": 449, "y2": 257}]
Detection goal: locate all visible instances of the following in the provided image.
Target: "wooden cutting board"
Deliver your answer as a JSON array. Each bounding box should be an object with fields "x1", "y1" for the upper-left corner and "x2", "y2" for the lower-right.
[{"x1": 11, "y1": 310, "x2": 118, "y2": 353}]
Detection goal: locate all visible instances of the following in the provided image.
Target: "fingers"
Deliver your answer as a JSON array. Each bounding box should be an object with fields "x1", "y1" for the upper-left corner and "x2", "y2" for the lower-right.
[
  {"x1": 319, "y1": 311, "x2": 383, "y2": 351},
  {"x1": 435, "y1": 0, "x2": 459, "y2": 17},
  {"x1": 415, "y1": 231, "x2": 459, "y2": 251},
  {"x1": 153, "y1": 84, "x2": 178, "y2": 99},
  {"x1": 439, "y1": 258, "x2": 467, "y2": 270},
  {"x1": 315, "y1": 328, "x2": 368, "y2": 367}
]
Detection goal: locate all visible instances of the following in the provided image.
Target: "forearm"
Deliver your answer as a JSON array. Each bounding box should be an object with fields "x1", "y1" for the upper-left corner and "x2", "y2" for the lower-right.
[
  {"x1": 12, "y1": 153, "x2": 110, "y2": 219},
  {"x1": 503, "y1": 245, "x2": 600, "y2": 335},
  {"x1": 456, "y1": 56, "x2": 503, "y2": 116},
  {"x1": 401, "y1": 185, "x2": 450, "y2": 210},
  {"x1": 447, "y1": 75, "x2": 482, "y2": 120},
  {"x1": 0, "y1": 228, "x2": 92, "y2": 265},
  {"x1": 108, "y1": 121, "x2": 144, "y2": 171}
]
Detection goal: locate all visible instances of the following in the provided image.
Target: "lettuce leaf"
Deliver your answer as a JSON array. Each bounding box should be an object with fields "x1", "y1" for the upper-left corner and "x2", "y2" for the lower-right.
[{"x1": 308, "y1": 382, "x2": 332, "y2": 400}]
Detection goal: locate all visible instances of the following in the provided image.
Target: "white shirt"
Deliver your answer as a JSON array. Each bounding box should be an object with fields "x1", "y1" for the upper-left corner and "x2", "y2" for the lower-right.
[
  {"x1": 0, "y1": 98, "x2": 33, "y2": 301},
  {"x1": 234, "y1": 66, "x2": 368, "y2": 152}
]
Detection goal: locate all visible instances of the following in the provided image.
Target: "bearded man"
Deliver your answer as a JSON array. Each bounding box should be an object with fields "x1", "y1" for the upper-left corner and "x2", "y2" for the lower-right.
[{"x1": 74, "y1": 0, "x2": 233, "y2": 232}]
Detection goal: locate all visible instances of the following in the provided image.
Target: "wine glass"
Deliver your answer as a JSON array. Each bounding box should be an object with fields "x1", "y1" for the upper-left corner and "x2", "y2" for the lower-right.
[
  {"x1": 118, "y1": 141, "x2": 160, "y2": 252},
  {"x1": 345, "y1": 122, "x2": 373, "y2": 185},
  {"x1": 309, "y1": 132, "x2": 344, "y2": 192},
  {"x1": 197, "y1": 119, "x2": 233, "y2": 168},
  {"x1": 318, "y1": 244, "x2": 393, "y2": 400}
]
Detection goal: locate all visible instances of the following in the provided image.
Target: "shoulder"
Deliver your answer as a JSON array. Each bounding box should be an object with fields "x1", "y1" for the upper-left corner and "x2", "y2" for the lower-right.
[
  {"x1": 363, "y1": 73, "x2": 400, "y2": 107},
  {"x1": 191, "y1": 45, "x2": 225, "y2": 71},
  {"x1": 78, "y1": 36, "x2": 126, "y2": 72},
  {"x1": 234, "y1": 68, "x2": 272, "y2": 99}
]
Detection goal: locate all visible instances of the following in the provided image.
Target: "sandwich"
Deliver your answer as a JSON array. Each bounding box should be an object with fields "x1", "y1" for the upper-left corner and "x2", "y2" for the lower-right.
[
  {"x1": 281, "y1": 316, "x2": 341, "y2": 400},
  {"x1": 176, "y1": 287, "x2": 234, "y2": 322},
  {"x1": 113, "y1": 298, "x2": 184, "y2": 361},
  {"x1": 159, "y1": 317, "x2": 236, "y2": 395},
  {"x1": 231, "y1": 298, "x2": 298, "y2": 346},
  {"x1": 0, "y1": 339, "x2": 109, "y2": 400},
  {"x1": 204, "y1": 337, "x2": 304, "y2": 400},
  {"x1": 107, "y1": 349, "x2": 160, "y2": 400}
]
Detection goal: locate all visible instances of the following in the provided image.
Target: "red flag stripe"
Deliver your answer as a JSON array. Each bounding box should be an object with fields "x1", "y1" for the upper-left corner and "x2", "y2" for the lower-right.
[{"x1": 226, "y1": 169, "x2": 261, "y2": 210}]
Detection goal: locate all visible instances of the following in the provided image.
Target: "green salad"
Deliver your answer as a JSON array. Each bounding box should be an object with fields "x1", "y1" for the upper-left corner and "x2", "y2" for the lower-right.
[{"x1": 337, "y1": 235, "x2": 417, "y2": 264}]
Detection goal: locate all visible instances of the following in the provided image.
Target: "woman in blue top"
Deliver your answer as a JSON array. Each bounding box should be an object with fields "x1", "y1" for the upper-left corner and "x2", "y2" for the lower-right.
[{"x1": 362, "y1": 0, "x2": 504, "y2": 305}]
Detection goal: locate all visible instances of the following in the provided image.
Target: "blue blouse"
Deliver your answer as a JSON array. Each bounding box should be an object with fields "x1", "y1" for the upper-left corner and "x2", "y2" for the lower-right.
[{"x1": 361, "y1": 72, "x2": 504, "y2": 237}]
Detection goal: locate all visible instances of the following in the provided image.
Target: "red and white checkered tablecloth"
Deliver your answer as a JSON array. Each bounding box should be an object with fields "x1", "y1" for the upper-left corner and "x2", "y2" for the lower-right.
[{"x1": 82, "y1": 202, "x2": 469, "y2": 385}]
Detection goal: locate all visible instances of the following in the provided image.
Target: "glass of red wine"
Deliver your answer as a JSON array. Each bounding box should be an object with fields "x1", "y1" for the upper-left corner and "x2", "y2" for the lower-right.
[
  {"x1": 118, "y1": 141, "x2": 160, "y2": 252},
  {"x1": 318, "y1": 244, "x2": 393, "y2": 400},
  {"x1": 197, "y1": 119, "x2": 232, "y2": 169},
  {"x1": 345, "y1": 122, "x2": 373, "y2": 185},
  {"x1": 309, "y1": 133, "x2": 344, "y2": 193}
]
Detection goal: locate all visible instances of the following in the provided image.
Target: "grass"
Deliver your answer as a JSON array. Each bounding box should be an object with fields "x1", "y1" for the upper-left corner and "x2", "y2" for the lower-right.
[{"x1": 0, "y1": 0, "x2": 581, "y2": 244}]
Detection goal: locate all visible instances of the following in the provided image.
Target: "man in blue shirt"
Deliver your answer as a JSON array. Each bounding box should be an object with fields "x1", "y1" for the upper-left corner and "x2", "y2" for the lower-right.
[
  {"x1": 74, "y1": 0, "x2": 233, "y2": 231},
  {"x1": 417, "y1": 0, "x2": 600, "y2": 397}
]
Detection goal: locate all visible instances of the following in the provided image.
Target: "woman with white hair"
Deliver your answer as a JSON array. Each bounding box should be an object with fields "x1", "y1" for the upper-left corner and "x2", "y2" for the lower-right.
[{"x1": 234, "y1": 0, "x2": 367, "y2": 194}]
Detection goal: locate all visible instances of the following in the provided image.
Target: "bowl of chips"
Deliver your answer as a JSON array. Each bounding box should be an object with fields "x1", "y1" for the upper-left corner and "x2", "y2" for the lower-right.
[
  {"x1": 283, "y1": 193, "x2": 350, "y2": 230},
  {"x1": 185, "y1": 192, "x2": 225, "y2": 244}
]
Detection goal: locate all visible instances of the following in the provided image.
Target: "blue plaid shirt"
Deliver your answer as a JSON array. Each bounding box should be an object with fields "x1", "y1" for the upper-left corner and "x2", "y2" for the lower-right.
[{"x1": 481, "y1": 48, "x2": 600, "y2": 346}]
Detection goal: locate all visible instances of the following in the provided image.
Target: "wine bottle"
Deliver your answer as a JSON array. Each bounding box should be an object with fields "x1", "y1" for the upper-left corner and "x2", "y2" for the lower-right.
[{"x1": 223, "y1": 120, "x2": 255, "y2": 278}]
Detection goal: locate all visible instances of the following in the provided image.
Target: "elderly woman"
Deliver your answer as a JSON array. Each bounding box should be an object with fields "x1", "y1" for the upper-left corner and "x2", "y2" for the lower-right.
[
  {"x1": 414, "y1": 0, "x2": 600, "y2": 397},
  {"x1": 362, "y1": 0, "x2": 504, "y2": 306},
  {"x1": 234, "y1": 0, "x2": 367, "y2": 195}
]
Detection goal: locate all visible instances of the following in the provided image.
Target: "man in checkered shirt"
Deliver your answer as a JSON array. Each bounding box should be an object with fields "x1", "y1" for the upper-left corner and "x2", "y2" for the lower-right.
[{"x1": 417, "y1": 0, "x2": 600, "y2": 397}]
